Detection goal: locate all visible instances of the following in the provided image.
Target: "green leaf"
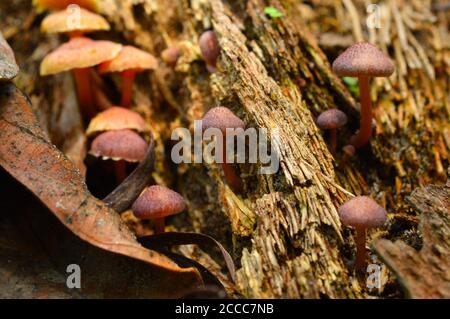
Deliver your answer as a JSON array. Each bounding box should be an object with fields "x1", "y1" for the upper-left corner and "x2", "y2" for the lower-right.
[
  {"x1": 264, "y1": 6, "x2": 284, "y2": 19},
  {"x1": 342, "y1": 76, "x2": 359, "y2": 95}
]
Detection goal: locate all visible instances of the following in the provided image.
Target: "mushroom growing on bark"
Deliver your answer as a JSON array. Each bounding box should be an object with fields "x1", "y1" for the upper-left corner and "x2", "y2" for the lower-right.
[
  {"x1": 199, "y1": 30, "x2": 220, "y2": 73},
  {"x1": 40, "y1": 37, "x2": 122, "y2": 118},
  {"x1": 338, "y1": 196, "x2": 387, "y2": 270},
  {"x1": 89, "y1": 129, "x2": 148, "y2": 183},
  {"x1": 98, "y1": 45, "x2": 158, "y2": 108},
  {"x1": 132, "y1": 185, "x2": 186, "y2": 234},
  {"x1": 40, "y1": 7, "x2": 110, "y2": 38},
  {"x1": 316, "y1": 109, "x2": 348, "y2": 152},
  {"x1": 201, "y1": 106, "x2": 245, "y2": 193},
  {"x1": 332, "y1": 42, "x2": 395, "y2": 148}
]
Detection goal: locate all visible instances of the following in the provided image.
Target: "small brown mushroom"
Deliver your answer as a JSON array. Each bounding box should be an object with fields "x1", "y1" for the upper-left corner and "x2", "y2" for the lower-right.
[
  {"x1": 40, "y1": 37, "x2": 122, "y2": 118},
  {"x1": 86, "y1": 106, "x2": 148, "y2": 137},
  {"x1": 201, "y1": 106, "x2": 245, "y2": 192},
  {"x1": 89, "y1": 129, "x2": 148, "y2": 183},
  {"x1": 332, "y1": 42, "x2": 394, "y2": 148},
  {"x1": 132, "y1": 185, "x2": 186, "y2": 234},
  {"x1": 98, "y1": 45, "x2": 158, "y2": 108},
  {"x1": 338, "y1": 196, "x2": 387, "y2": 270},
  {"x1": 199, "y1": 30, "x2": 220, "y2": 73},
  {"x1": 316, "y1": 109, "x2": 348, "y2": 152},
  {"x1": 161, "y1": 46, "x2": 181, "y2": 68}
]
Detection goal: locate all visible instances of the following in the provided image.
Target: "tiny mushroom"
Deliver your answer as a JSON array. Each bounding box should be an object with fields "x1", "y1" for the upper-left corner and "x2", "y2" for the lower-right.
[
  {"x1": 40, "y1": 37, "x2": 122, "y2": 118},
  {"x1": 0, "y1": 31, "x2": 19, "y2": 81},
  {"x1": 341, "y1": 144, "x2": 356, "y2": 164},
  {"x1": 89, "y1": 129, "x2": 148, "y2": 183},
  {"x1": 332, "y1": 42, "x2": 395, "y2": 148},
  {"x1": 199, "y1": 30, "x2": 220, "y2": 73},
  {"x1": 40, "y1": 7, "x2": 110, "y2": 38},
  {"x1": 86, "y1": 106, "x2": 148, "y2": 137},
  {"x1": 132, "y1": 185, "x2": 186, "y2": 234},
  {"x1": 338, "y1": 196, "x2": 387, "y2": 270},
  {"x1": 33, "y1": 0, "x2": 99, "y2": 12},
  {"x1": 98, "y1": 45, "x2": 158, "y2": 108},
  {"x1": 316, "y1": 109, "x2": 348, "y2": 152},
  {"x1": 161, "y1": 46, "x2": 181, "y2": 68},
  {"x1": 201, "y1": 106, "x2": 245, "y2": 192}
]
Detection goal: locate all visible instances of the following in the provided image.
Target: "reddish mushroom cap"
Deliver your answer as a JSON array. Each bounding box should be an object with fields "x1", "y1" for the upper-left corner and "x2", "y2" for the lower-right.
[
  {"x1": 40, "y1": 7, "x2": 110, "y2": 34},
  {"x1": 332, "y1": 42, "x2": 395, "y2": 77},
  {"x1": 97, "y1": 45, "x2": 158, "y2": 74},
  {"x1": 86, "y1": 106, "x2": 148, "y2": 136},
  {"x1": 338, "y1": 196, "x2": 387, "y2": 228},
  {"x1": 316, "y1": 109, "x2": 348, "y2": 130},
  {"x1": 342, "y1": 144, "x2": 356, "y2": 157},
  {"x1": 132, "y1": 185, "x2": 186, "y2": 220},
  {"x1": 201, "y1": 106, "x2": 245, "y2": 133},
  {"x1": 89, "y1": 129, "x2": 148, "y2": 162},
  {"x1": 40, "y1": 37, "x2": 122, "y2": 75},
  {"x1": 161, "y1": 46, "x2": 181, "y2": 68},
  {"x1": 199, "y1": 30, "x2": 220, "y2": 69},
  {"x1": 33, "y1": 0, "x2": 98, "y2": 12}
]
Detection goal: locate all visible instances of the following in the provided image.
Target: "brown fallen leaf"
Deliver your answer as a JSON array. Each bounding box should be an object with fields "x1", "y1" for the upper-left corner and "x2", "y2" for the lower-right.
[
  {"x1": 0, "y1": 83, "x2": 202, "y2": 287},
  {"x1": 0, "y1": 31, "x2": 18, "y2": 81},
  {"x1": 373, "y1": 167, "x2": 450, "y2": 298}
]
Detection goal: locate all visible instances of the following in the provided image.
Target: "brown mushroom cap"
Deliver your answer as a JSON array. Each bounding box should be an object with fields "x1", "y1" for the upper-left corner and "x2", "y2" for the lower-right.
[
  {"x1": 86, "y1": 106, "x2": 148, "y2": 136},
  {"x1": 33, "y1": 0, "x2": 98, "y2": 12},
  {"x1": 89, "y1": 129, "x2": 148, "y2": 162},
  {"x1": 338, "y1": 196, "x2": 387, "y2": 228},
  {"x1": 316, "y1": 109, "x2": 348, "y2": 130},
  {"x1": 201, "y1": 106, "x2": 245, "y2": 133},
  {"x1": 199, "y1": 30, "x2": 220, "y2": 67},
  {"x1": 40, "y1": 8, "x2": 110, "y2": 34},
  {"x1": 97, "y1": 45, "x2": 158, "y2": 74},
  {"x1": 0, "y1": 32, "x2": 19, "y2": 81},
  {"x1": 332, "y1": 42, "x2": 395, "y2": 77},
  {"x1": 40, "y1": 37, "x2": 122, "y2": 75},
  {"x1": 161, "y1": 46, "x2": 181, "y2": 67},
  {"x1": 132, "y1": 185, "x2": 186, "y2": 220}
]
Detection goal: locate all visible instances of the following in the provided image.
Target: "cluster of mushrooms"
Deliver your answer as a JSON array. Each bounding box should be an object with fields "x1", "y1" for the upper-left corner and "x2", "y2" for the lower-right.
[{"x1": 36, "y1": 0, "x2": 394, "y2": 271}]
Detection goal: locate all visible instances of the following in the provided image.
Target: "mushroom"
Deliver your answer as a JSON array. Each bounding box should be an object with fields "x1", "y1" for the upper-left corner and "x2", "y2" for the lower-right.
[
  {"x1": 33, "y1": 0, "x2": 98, "y2": 12},
  {"x1": 40, "y1": 37, "x2": 122, "y2": 118},
  {"x1": 132, "y1": 185, "x2": 186, "y2": 234},
  {"x1": 86, "y1": 106, "x2": 148, "y2": 137},
  {"x1": 332, "y1": 42, "x2": 395, "y2": 148},
  {"x1": 201, "y1": 106, "x2": 245, "y2": 192},
  {"x1": 341, "y1": 144, "x2": 356, "y2": 165},
  {"x1": 98, "y1": 45, "x2": 158, "y2": 108},
  {"x1": 316, "y1": 109, "x2": 348, "y2": 152},
  {"x1": 0, "y1": 31, "x2": 19, "y2": 81},
  {"x1": 89, "y1": 129, "x2": 148, "y2": 183},
  {"x1": 161, "y1": 46, "x2": 181, "y2": 68},
  {"x1": 40, "y1": 7, "x2": 110, "y2": 38},
  {"x1": 338, "y1": 196, "x2": 387, "y2": 270},
  {"x1": 199, "y1": 30, "x2": 220, "y2": 73}
]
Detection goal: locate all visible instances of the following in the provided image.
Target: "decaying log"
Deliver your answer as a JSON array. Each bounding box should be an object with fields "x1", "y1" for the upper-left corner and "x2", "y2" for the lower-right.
[{"x1": 373, "y1": 167, "x2": 450, "y2": 299}]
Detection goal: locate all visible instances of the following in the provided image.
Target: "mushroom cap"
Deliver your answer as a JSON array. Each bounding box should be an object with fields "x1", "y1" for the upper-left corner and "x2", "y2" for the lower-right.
[
  {"x1": 199, "y1": 30, "x2": 220, "y2": 66},
  {"x1": 338, "y1": 196, "x2": 387, "y2": 228},
  {"x1": 98, "y1": 45, "x2": 158, "y2": 74},
  {"x1": 316, "y1": 109, "x2": 348, "y2": 129},
  {"x1": 132, "y1": 185, "x2": 186, "y2": 220},
  {"x1": 332, "y1": 42, "x2": 395, "y2": 77},
  {"x1": 40, "y1": 37, "x2": 122, "y2": 75},
  {"x1": 89, "y1": 129, "x2": 148, "y2": 162},
  {"x1": 201, "y1": 106, "x2": 245, "y2": 133},
  {"x1": 33, "y1": 0, "x2": 98, "y2": 12},
  {"x1": 0, "y1": 32, "x2": 19, "y2": 81},
  {"x1": 40, "y1": 8, "x2": 110, "y2": 34},
  {"x1": 161, "y1": 46, "x2": 181, "y2": 67},
  {"x1": 342, "y1": 144, "x2": 356, "y2": 157},
  {"x1": 86, "y1": 106, "x2": 148, "y2": 136}
]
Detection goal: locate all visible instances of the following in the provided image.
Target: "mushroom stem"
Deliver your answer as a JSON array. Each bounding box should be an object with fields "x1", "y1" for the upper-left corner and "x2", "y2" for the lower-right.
[
  {"x1": 114, "y1": 160, "x2": 127, "y2": 184},
  {"x1": 329, "y1": 129, "x2": 337, "y2": 153},
  {"x1": 354, "y1": 226, "x2": 367, "y2": 270},
  {"x1": 352, "y1": 75, "x2": 372, "y2": 148},
  {"x1": 221, "y1": 136, "x2": 243, "y2": 192},
  {"x1": 120, "y1": 70, "x2": 136, "y2": 108},
  {"x1": 73, "y1": 67, "x2": 95, "y2": 118},
  {"x1": 93, "y1": 84, "x2": 113, "y2": 111},
  {"x1": 154, "y1": 218, "x2": 165, "y2": 234}
]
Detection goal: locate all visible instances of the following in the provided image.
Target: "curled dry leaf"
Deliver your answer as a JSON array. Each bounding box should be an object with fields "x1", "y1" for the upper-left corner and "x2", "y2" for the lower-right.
[
  {"x1": 0, "y1": 31, "x2": 19, "y2": 81},
  {"x1": 0, "y1": 83, "x2": 201, "y2": 285}
]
